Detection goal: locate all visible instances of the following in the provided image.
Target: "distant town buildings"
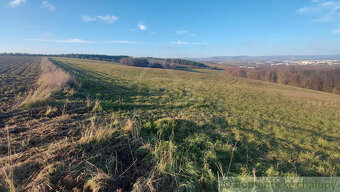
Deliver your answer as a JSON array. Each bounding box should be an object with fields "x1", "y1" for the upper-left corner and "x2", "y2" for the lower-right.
[{"x1": 239, "y1": 60, "x2": 340, "y2": 67}]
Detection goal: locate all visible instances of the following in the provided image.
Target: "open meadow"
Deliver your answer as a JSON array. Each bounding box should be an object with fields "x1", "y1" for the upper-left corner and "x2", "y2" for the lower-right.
[{"x1": 0, "y1": 56, "x2": 339, "y2": 191}]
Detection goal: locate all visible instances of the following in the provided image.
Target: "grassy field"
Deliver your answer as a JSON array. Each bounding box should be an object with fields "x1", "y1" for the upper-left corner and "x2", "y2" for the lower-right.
[{"x1": 1, "y1": 56, "x2": 339, "y2": 191}]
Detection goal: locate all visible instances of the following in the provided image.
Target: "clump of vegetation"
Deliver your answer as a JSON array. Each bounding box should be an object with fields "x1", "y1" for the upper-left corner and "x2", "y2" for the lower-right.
[
  {"x1": 91, "y1": 99, "x2": 103, "y2": 112},
  {"x1": 136, "y1": 118, "x2": 228, "y2": 191},
  {"x1": 45, "y1": 105, "x2": 58, "y2": 116}
]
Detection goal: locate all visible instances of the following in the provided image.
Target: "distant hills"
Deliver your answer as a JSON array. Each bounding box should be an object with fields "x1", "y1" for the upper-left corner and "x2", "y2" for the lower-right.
[
  {"x1": 190, "y1": 54, "x2": 340, "y2": 63},
  {"x1": 3, "y1": 52, "x2": 340, "y2": 67},
  {"x1": 0, "y1": 53, "x2": 222, "y2": 70},
  {"x1": 60, "y1": 54, "x2": 222, "y2": 70}
]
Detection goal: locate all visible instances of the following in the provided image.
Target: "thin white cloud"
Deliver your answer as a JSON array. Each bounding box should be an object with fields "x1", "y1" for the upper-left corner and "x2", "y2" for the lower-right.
[
  {"x1": 8, "y1": 0, "x2": 25, "y2": 7},
  {"x1": 97, "y1": 15, "x2": 119, "y2": 24},
  {"x1": 58, "y1": 39, "x2": 94, "y2": 43},
  {"x1": 170, "y1": 40, "x2": 207, "y2": 45},
  {"x1": 298, "y1": 0, "x2": 340, "y2": 22},
  {"x1": 28, "y1": 38, "x2": 142, "y2": 44},
  {"x1": 176, "y1": 30, "x2": 195, "y2": 36},
  {"x1": 137, "y1": 22, "x2": 147, "y2": 31},
  {"x1": 331, "y1": 28, "x2": 340, "y2": 33},
  {"x1": 111, "y1": 40, "x2": 139, "y2": 44},
  {"x1": 41, "y1": 1, "x2": 55, "y2": 11},
  {"x1": 171, "y1": 40, "x2": 189, "y2": 45},
  {"x1": 28, "y1": 38, "x2": 94, "y2": 43},
  {"x1": 81, "y1": 15, "x2": 118, "y2": 23},
  {"x1": 82, "y1": 15, "x2": 96, "y2": 22}
]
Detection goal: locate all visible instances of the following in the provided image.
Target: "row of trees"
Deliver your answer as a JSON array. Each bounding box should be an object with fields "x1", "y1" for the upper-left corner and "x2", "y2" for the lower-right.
[
  {"x1": 0, "y1": 53, "x2": 221, "y2": 70},
  {"x1": 52, "y1": 54, "x2": 212, "y2": 69},
  {"x1": 0, "y1": 53, "x2": 129, "y2": 62},
  {"x1": 119, "y1": 57, "x2": 222, "y2": 70},
  {"x1": 119, "y1": 57, "x2": 163, "y2": 68},
  {"x1": 224, "y1": 65, "x2": 340, "y2": 94},
  {"x1": 55, "y1": 54, "x2": 129, "y2": 62}
]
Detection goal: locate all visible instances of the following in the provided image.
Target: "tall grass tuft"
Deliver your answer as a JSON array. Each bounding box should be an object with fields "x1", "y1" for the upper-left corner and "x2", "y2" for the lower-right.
[
  {"x1": 0, "y1": 126, "x2": 16, "y2": 192},
  {"x1": 22, "y1": 57, "x2": 70, "y2": 105}
]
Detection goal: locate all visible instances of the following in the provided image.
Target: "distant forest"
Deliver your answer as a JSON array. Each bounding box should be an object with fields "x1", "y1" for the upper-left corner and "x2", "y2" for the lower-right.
[
  {"x1": 0, "y1": 53, "x2": 220, "y2": 70},
  {"x1": 119, "y1": 57, "x2": 220, "y2": 69},
  {"x1": 0, "y1": 53, "x2": 129, "y2": 62},
  {"x1": 58, "y1": 54, "x2": 129, "y2": 63},
  {"x1": 62, "y1": 54, "x2": 219, "y2": 70},
  {"x1": 224, "y1": 65, "x2": 340, "y2": 94}
]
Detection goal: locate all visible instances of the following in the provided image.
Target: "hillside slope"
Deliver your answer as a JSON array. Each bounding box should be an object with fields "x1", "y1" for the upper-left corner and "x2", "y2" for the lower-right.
[
  {"x1": 0, "y1": 56, "x2": 339, "y2": 191},
  {"x1": 52, "y1": 54, "x2": 220, "y2": 70},
  {"x1": 224, "y1": 65, "x2": 340, "y2": 94}
]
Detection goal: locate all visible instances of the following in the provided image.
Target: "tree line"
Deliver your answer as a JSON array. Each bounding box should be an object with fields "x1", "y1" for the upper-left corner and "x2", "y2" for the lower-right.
[
  {"x1": 0, "y1": 53, "x2": 221, "y2": 70},
  {"x1": 224, "y1": 65, "x2": 340, "y2": 94}
]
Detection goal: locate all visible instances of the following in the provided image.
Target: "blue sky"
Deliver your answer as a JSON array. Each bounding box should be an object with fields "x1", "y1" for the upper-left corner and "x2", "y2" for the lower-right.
[{"x1": 1, "y1": 0, "x2": 340, "y2": 57}]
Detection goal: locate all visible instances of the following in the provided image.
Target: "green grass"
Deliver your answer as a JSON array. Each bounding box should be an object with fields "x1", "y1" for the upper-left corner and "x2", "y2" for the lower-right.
[
  {"x1": 48, "y1": 57, "x2": 340, "y2": 190},
  {"x1": 8, "y1": 56, "x2": 339, "y2": 191}
]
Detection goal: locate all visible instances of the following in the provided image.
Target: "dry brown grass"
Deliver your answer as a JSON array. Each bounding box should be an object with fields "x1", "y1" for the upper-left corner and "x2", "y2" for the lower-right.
[
  {"x1": 22, "y1": 57, "x2": 70, "y2": 104},
  {"x1": 0, "y1": 167, "x2": 16, "y2": 192},
  {"x1": 0, "y1": 126, "x2": 16, "y2": 192}
]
